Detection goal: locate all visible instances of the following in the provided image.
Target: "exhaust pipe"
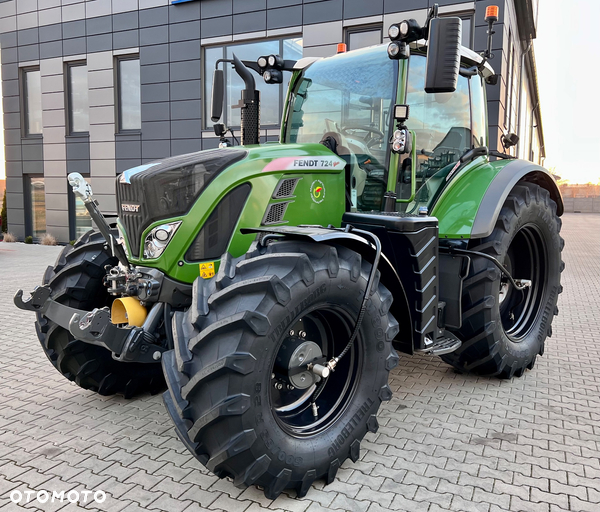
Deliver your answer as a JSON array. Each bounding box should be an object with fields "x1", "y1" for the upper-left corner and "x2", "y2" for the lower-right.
[{"x1": 232, "y1": 54, "x2": 260, "y2": 146}]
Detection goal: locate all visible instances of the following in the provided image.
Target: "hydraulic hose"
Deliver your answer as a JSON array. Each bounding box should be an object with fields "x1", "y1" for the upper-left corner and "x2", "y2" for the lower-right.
[{"x1": 310, "y1": 226, "x2": 383, "y2": 414}]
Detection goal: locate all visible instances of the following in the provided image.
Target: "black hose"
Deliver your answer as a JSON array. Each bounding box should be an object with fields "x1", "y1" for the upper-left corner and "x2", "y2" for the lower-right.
[
  {"x1": 440, "y1": 246, "x2": 529, "y2": 291},
  {"x1": 310, "y1": 226, "x2": 382, "y2": 410},
  {"x1": 336, "y1": 227, "x2": 382, "y2": 361}
]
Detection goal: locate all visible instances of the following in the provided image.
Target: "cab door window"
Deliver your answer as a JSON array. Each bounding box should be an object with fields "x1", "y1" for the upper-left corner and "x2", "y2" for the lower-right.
[
  {"x1": 402, "y1": 54, "x2": 472, "y2": 212},
  {"x1": 406, "y1": 54, "x2": 471, "y2": 174}
]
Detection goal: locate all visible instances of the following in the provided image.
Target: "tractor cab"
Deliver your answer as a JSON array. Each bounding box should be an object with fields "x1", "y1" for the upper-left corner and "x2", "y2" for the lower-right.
[
  {"x1": 282, "y1": 38, "x2": 494, "y2": 217},
  {"x1": 284, "y1": 45, "x2": 396, "y2": 212}
]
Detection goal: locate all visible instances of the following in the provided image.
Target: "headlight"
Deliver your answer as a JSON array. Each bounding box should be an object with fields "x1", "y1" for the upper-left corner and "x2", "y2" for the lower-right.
[
  {"x1": 143, "y1": 221, "x2": 181, "y2": 259},
  {"x1": 257, "y1": 56, "x2": 267, "y2": 68},
  {"x1": 267, "y1": 55, "x2": 276, "y2": 67},
  {"x1": 388, "y1": 42, "x2": 401, "y2": 58},
  {"x1": 388, "y1": 24, "x2": 400, "y2": 40},
  {"x1": 400, "y1": 21, "x2": 409, "y2": 37}
]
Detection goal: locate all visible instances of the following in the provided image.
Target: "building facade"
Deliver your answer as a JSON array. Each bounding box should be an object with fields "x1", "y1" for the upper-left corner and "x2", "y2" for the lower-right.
[{"x1": 0, "y1": 0, "x2": 543, "y2": 242}]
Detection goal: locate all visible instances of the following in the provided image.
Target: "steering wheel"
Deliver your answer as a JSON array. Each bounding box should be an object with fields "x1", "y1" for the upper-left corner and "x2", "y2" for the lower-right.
[{"x1": 341, "y1": 124, "x2": 385, "y2": 148}]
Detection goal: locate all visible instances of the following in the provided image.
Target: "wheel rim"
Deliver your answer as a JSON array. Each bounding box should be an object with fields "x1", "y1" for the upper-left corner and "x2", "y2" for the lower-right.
[
  {"x1": 500, "y1": 224, "x2": 548, "y2": 340},
  {"x1": 269, "y1": 306, "x2": 361, "y2": 437}
]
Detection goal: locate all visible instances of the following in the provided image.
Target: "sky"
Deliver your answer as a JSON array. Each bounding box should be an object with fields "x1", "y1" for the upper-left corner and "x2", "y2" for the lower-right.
[
  {"x1": 0, "y1": 1, "x2": 598, "y2": 184},
  {"x1": 535, "y1": 0, "x2": 600, "y2": 183}
]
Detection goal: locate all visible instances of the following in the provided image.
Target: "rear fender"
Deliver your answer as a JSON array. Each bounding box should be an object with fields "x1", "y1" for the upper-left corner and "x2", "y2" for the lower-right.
[
  {"x1": 241, "y1": 226, "x2": 414, "y2": 354},
  {"x1": 432, "y1": 158, "x2": 563, "y2": 239},
  {"x1": 471, "y1": 160, "x2": 563, "y2": 238}
]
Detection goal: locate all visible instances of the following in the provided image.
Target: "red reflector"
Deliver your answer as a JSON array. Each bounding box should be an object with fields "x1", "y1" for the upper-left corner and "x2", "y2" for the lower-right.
[{"x1": 337, "y1": 43, "x2": 347, "y2": 54}]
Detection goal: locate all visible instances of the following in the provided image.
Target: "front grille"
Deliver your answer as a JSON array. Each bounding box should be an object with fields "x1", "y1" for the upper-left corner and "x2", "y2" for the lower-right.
[
  {"x1": 117, "y1": 179, "x2": 144, "y2": 257},
  {"x1": 262, "y1": 202, "x2": 290, "y2": 225},
  {"x1": 273, "y1": 178, "x2": 300, "y2": 199}
]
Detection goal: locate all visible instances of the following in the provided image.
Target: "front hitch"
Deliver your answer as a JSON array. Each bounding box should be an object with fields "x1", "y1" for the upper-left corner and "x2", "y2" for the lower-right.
[
  {"x1": 14, "y1": 286, "x2": 165, "y2": 363},
  {"x1": 68, "y1": 172, "x2": 129, "y2": 267}
]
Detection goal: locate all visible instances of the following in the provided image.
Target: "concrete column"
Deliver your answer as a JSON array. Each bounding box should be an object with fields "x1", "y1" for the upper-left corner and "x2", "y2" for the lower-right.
[
  {"x1": 40, "y1": 56, "x2": 69, "y2": 242},
  {"x1": 87, "y1": 50, "x2": 117, "y2": 214}
]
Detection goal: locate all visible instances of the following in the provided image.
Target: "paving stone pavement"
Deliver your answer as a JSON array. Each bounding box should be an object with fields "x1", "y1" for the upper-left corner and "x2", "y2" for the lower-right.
[{"x1": 0, "y1": 213, "x2": 598, "y2": 512}]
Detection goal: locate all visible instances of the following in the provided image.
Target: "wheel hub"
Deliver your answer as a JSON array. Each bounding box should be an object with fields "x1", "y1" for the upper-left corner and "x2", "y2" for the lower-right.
[{"x1": 276, "y1": 338, "x2": 323, "y2": 389}]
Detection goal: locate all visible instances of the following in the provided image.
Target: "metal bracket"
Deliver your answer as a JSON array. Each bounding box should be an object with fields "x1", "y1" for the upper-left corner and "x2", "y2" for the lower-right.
[
  {"x1": 68, "y1": 309, "x2": 163, "y2": 363},
  {"x1": 15, "y1": 286, "x2": 164, "y2": 363}
]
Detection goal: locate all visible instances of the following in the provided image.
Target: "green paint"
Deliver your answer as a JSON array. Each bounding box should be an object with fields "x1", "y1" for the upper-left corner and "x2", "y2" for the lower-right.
[
  {"x1": 431, "y1": 157, "x2": 508, "y2": 238},
  {"x1": 124, "y1": 143, "x2": 345, "y2": 283}
]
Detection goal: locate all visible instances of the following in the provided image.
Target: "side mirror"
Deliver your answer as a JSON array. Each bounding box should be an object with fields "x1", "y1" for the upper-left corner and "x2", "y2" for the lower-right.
[
  {"x1": 425, "y1": 17, "x2": 462, "y2": 93},
  {"x1": 211, "y1": 69, "x2": 224, "y2": 122}
]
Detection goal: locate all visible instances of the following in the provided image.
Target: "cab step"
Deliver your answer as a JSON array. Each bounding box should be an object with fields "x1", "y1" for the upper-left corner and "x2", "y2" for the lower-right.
[{"x1": 417, "y1": 331, "x2": 462, "y2": 356}]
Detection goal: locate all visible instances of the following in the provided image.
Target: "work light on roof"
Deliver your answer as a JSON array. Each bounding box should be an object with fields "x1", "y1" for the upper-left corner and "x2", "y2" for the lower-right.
[{"x1": 388, "y1": 24, "x2": 400, "y2": 40}]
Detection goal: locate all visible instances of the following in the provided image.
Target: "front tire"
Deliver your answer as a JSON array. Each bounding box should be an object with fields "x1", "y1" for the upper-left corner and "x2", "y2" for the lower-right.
[
  {"x1": 163, "y1": 240, "x2": 399, "y2": 499},
  {"x1": 442, "y1": 182, "x2": 564, "y2": 378},
  {"x1": 35, "y1": 230, "x2": 165, "y2": 397}
]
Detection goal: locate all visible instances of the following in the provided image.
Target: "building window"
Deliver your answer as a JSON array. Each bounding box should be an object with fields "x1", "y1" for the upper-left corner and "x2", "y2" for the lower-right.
[
  {"x1": 460, "y1": 16, "x2": 473, "y2": 48},
  {"x1": 346, "y1": 26, "x2": 382, "y2": 50},
  {"x1": 67, "y1": 62, "x2": 89, "y2": 134},
  {"x1": 117, "y1": 57, "x2": 141, "y2": 131},
  {"x1": 27, "y1": 176, "x2": 46, "y2": 239},
  {"x1": 69, "y1": 191, "x2": 93, "y2": 240},
  {"x1": 441, "y1": 14, "x2": 473, "y2": 48},
  {"x1": 204, "y1": 37, "x2": 303, "y2": 129},
  {"x1": 23, "y1": 68, "x2": 42, "y2": 136}
]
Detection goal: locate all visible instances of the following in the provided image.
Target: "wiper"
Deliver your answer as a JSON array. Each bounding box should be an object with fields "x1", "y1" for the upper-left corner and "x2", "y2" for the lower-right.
[
  {"x1": 445, "y1": 146, "x2": 489, "y2": 182},
  {"x1": 458, "y1": 146, "x2": 489, "y2": 165},
  {"x1": 489, "y1": 149, "x2": 516, "y2": 160}
]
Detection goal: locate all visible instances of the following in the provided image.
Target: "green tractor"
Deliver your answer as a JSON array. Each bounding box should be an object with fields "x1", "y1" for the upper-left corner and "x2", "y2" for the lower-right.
[{"x1": 16, "y1": 5, "x2": 563, "y2": 499}]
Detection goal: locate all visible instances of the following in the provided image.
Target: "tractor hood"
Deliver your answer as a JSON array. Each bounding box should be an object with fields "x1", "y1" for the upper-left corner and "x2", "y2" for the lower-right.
[
  {"x1": 116, "y1": 144, "x2": 346, "y2": 261},
  {"x1": 116, "y1": 148, "x2": 247, "y2": 257}
]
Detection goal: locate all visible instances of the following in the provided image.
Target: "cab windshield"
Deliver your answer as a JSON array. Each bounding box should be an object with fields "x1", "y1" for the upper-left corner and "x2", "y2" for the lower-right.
[{"x1": 284, "y1": 46, "x2": 398, "y2": 211}]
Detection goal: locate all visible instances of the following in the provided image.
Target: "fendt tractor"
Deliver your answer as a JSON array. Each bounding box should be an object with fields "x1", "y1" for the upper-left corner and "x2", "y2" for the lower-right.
[{"x1": 16, "y1": 5, "x2": 563, "y2": 499}]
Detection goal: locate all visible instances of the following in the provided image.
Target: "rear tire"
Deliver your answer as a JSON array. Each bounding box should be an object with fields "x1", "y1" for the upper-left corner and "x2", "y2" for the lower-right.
[
  {"x1": 441, "y1": 182, "x2": 564, "y2": 378},
  {"x1": 35, "y1": 230, "x2": 165, "y2": 397},
  {"x1": 162, "y1": 240, "x2": 399, "y2": 499}
]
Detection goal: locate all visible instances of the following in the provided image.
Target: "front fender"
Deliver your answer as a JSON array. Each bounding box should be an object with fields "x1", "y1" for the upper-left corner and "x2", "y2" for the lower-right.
[
  {"x1": 432, "y1": 157, "x2": 563, "y2": 239},
  {"x1": 241, "y1": 226, "x2": 414, "y2": 354}
]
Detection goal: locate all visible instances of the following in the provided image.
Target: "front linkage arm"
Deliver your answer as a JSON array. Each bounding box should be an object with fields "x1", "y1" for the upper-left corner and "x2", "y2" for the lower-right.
[
  {"x1": 68, "y1": 172, "x2": 129, "y2": 268},
  {"x1": 14, "y1": 286, "x2": 166, "y2": 363}
]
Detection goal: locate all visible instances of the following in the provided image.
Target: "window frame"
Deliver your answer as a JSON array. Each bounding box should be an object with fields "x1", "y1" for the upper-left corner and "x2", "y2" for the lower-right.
[
  {"x1": 344, "y1": 24, "x2": 383, "y2": 51},
  {"x1": 115, "y1": 54, "x2": 141, "y2": 134},
  {"x1": 440, "y1": 11, "x2": 474, "y2": 49},
  {"x1": 504, "y1": 30, "x2": 514, "y2": 130},
  {"x1": 20, "y1": 66, "x2": 42, "y2": 139},
  {"x1": 202, "y1": 37, "x2": 302, "y2": 130},
  {"x1": 65, "y1": 61, "x2": 90, "y2": 136}
]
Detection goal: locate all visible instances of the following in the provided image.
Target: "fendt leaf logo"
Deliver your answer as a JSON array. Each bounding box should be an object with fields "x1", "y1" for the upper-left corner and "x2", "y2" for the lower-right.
[{"x1": 311, "y1": 180, "x2": 326, "y2": 204}]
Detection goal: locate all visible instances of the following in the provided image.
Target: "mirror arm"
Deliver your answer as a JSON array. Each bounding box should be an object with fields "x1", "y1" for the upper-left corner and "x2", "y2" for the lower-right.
[
  {"x1": 459, "y1": 66, "x2": 479, "y2": 78},
  {"x1": 242, "y1": 59, "x2": 298, "y2": 75}
]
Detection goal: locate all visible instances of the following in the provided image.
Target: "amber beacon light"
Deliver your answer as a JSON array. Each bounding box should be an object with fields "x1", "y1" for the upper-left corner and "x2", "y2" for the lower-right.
[{"x1": 485, "y1": 5, "x2": 499, "y2": 22}]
